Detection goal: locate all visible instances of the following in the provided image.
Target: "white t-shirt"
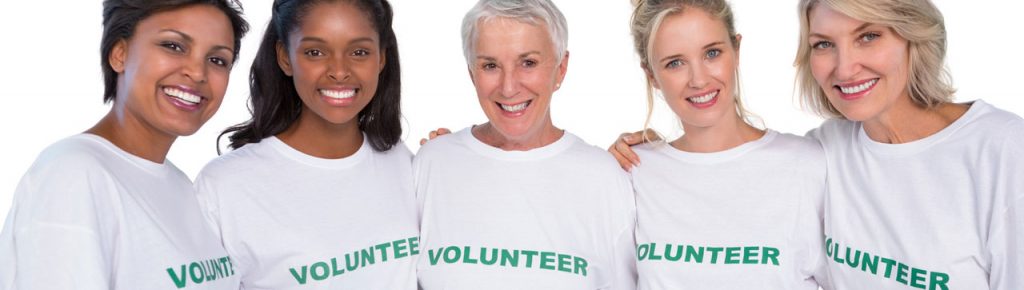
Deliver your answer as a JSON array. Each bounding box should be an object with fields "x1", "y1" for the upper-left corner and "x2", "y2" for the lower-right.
[
  {"x1": 414, "y1": 128, "x2": 638, "y2": 290},
  {"x1": 807, "y1": 100, "x2": 1024, "y2": 290},
  {"x1": 194, "y1": 136, "x2": 418, "y2": 290},
  {"x1": 630, "y1": 130, "x2": 829, "y2": 290},
  {"x1": 0, "y1": 134, "x2": 238, "y2": 290}
]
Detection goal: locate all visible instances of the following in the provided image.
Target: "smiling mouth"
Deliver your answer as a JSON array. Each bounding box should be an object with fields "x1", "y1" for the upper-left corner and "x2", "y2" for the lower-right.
[
  {"x1": 163, "y1": 87, "x2": 203, "y2": 105},
  {"x1": 836, "y1": 78, "x2": 878, "y2": 95},
  {"x1": 687, "y1": 90, "x2": 718, "y2": 104},
  {"x1": 320, "y1": 89, "x2": 357, "y2": 99},
  {"x1": 498, "y1": 100, "x2": 532, "y2": 113}
]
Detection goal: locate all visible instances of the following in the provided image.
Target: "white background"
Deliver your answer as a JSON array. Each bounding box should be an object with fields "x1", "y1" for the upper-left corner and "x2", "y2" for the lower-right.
[{"x1": 1, "y1": 0, "x2": 1021, "y2": 221}]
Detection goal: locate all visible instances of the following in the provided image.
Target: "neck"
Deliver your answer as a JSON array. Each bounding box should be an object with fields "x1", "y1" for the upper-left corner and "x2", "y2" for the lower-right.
[
  {"x1": 673, "y1": 114, "x2": 764, "y2": 153},
  {"x1": 860, "y1": 97, "x2": 968, "y2": 144},
  {"x1": 276, "y1": 109, "x2": 364, "y2": 159},
  {"x1": 472, "y1": 119, "x2": 563, "y2": 151},
  {"x1": 86, "y1": 106, "x2": 176, "y2": 164}
]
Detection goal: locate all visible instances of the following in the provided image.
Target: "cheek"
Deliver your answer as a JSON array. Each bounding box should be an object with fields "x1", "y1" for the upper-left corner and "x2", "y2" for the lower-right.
[
  {"x1": 472, "y1": 73, "x2": 499, "y2": 97},
  {"x1": 209, "y1": 70, "x2": 231, "y2": 95},
  {"x1": 808, "y1": 55, "x2": 833, "y2": 87}
]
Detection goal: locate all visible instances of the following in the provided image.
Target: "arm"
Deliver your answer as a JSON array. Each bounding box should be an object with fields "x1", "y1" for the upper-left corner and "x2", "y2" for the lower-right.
[
  {"x1": 1, "y1": 163, "x2": 114, "y2": 290},
  {"x1": 607, "y1": 129, "x2": 661, "y2": 172},
  {"x1": 988, "y1": 128, "x2": 1024, "y2": 290}
]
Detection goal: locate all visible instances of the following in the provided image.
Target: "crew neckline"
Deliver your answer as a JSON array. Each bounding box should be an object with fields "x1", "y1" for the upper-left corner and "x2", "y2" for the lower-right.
[
  {"x1": 265, "y1": 135, "x2": 370, "y2": 169},
  {"x1": 857, "y1": 100, "x2": 985, "y2": 156},
  {"x1": 656, "y1": 129, "x2": 778, "y2": 165},
  {"x1": 458, "y1": 127, "x2": 578, "y2": 162}
]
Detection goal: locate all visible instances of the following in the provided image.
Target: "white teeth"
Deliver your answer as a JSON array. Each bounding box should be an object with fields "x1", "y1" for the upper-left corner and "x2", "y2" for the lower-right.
[
  {"x1": 499, "y1": 101, "x2": 530, "y2": 112},
  {"x1": 839, "y1": 79, "x2": 877, "y2": 94},
  {"x1": 687, "y1": 91, "x2": 718, "y2": 104},
  {"x1": 163, "y1": 87, "x2": 201, "y2": 104},
  {"x1": 320, "y1": 89, "x2": 356, "y2": 99}
]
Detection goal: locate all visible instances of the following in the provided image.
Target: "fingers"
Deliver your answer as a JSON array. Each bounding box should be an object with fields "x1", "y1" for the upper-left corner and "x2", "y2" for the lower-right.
[
  {"x1": 640, "y1": 128, "x2": 662, "y2": 143},
  {"x1": 608, "y1": 147, "x2": 633, "y2": 172},
  {"x1": 613, "y1": 134, "x2": 641, "y2": 166},
  {"x1": 420, "y1": 127, "x2": 455, "y2": 146}
]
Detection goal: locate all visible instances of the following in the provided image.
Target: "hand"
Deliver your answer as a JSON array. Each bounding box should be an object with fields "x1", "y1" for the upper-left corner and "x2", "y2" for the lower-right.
[
  {"x1": 419, "y1": 128, "x2": 452, "y2": 146},
  {"x1": 608, "y1": 129, "x2": 661, "y2": 171}
]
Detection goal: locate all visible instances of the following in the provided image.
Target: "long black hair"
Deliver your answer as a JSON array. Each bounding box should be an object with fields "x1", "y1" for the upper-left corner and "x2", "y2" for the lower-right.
[
  {"x1": 101, "y1": 0, "x2": 249, "y2": 103},
  {"x1": 220, "y1": 0, "x2": 402, "y2": 152}
]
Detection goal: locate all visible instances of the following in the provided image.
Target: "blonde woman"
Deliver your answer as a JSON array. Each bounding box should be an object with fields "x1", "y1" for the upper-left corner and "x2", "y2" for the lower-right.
[
  {"x1": 625, "y1": 0, "x2": 828, "y2": 288},
  {"x1": 614, "y1": 0, "x2": 1023, "y2": 289},
  {"x1": 795, "y1": 0, "x2": 1023, "y2": 289}
]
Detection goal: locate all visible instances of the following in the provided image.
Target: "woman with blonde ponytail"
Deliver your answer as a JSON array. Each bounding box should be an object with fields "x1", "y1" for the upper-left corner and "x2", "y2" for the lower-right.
[{"x1": 624, "y1": 0, "x2": 830, "y2": 288}]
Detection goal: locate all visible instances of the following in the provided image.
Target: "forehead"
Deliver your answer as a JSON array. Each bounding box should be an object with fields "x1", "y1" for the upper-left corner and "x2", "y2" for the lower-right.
[
  {"x1": 293, "y1": 2, "x2": 378, "y2": 41},
  {"x1": 652, "y1": 9, "x2": 730, "y2": 52},
  {"x1": 475, "y1": 17, "x2": 554, "y2": 56},
  {"x1": 135, "y1": 4, "x2": 234, "y2": 45},
  {"x1": 808, "y1": 4, "x2": 867, "y2": 35}
]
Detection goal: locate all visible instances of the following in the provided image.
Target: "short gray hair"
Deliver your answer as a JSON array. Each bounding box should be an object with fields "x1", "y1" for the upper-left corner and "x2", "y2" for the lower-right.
[{"x1": 461, "y1": 0, "x2": 569, "y2": 66}]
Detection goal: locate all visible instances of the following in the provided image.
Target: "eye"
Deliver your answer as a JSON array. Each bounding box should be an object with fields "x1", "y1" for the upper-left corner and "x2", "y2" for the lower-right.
[
  {"x1": 482, "y1": 62, "x2": 498, "y2": 71},
  {"x1": 304, "y1": 49, "x2": 324, "y2": 57},
  {"x1": 859, "y1": 32, "x2": 881, "y2": 43},
  {"x1": 209, "y1": 56, "x2": 229, "y2": 67},
  {"x1": 160, "y1": 41, "x2": 185, "y2": 53},
  {"x1": 522, "y1": 59, "x2": 537, "y2": 68},
  {"x1": 811, "y1": 40, "x2": 833, "y2": 50},
  {"x1": 705, "y1": 49, "x2": 721, "y2": 59},
  {"x1": 352, "y1": 48, "x2": 371, "y2": 57},
  {"x1": 664, "y1": 59, "x2": 682, "y2": 69}
]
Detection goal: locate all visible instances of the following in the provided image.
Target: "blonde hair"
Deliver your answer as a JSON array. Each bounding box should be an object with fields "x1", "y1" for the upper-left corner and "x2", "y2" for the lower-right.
[
  {"x1": 630, "y1": 0, "x2": 754, "y2": 134},
  {"x1": 794, "y1": 0, "x2": 955, "y2": 118}
]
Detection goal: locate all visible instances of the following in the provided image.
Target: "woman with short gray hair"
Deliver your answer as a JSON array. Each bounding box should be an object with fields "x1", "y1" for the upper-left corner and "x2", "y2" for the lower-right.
[{"x1": 413, "y1": 0, "x2": 637, "y2": 288}]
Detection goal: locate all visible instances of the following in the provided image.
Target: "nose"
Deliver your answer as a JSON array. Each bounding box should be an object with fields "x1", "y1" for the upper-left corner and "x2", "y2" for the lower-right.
[
  {"x1": 834, "y1": 45, "x2": 862, "y2": 81},
  {"x1": 688, "y1": 63, "x2": 709, "y2": 89},
  {"x1": 501, "y1": 67, "x2": 520, "y2": 98},
  {"x1": 328, "y1": 55, "x2": 351, "y2": 82},
  {"x1": 183, "y1": 56, "x2": 208, "y2": 84}
]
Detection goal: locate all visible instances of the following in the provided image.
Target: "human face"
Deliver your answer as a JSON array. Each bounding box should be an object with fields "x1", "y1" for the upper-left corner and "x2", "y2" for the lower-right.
[
  {"x1": 649, "y1": 9, "x2": 739, "y2": 130},
  {"x1": 470, "y1": 17, "x2": 567, "y2": 142},
  {"x1": 109, "y1": 4, "x2": 235, "y2": 137},
  {"x1": 278, "y1": 1, "x2": 383, "y2": 127},
  {"x1": 808, "y1": 5, "x2": 911, "y2": 122}
]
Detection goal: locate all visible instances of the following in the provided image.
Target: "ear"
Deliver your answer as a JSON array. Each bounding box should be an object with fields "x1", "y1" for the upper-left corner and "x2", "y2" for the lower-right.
[
  {"x1": 467, "y1": 67, "x2": 477, "y2": 86},
  {"x1": 733, "y1": 34, "x2": 743, "y2": 57},
  {"x1": 378, "y1": 48, "x2": 387, "y2": 73},
  {"x1": 276, "y1": 41, "x2": 294, "y2": 76},
  {"x1": 109, "y1": 39, "x2": 128, "y2": 74},
  {"x1": 643, "y1": 63, "x2": 660, "y2": 90},
  {"x1": 554, "y1": 51, "x2": 569, "y2": 90}
]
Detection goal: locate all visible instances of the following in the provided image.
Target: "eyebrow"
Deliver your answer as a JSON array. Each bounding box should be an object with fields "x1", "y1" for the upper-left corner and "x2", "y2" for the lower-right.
[
  {"x1": 657, "y1": 41, "x2": 724, "y2": 63},
  {"x1": 161, "y1": 29, "x2": 233, "y2": 55},
  {"x1": 809, "y1": 22, "x2": 875, "y2": 39},
  {"x1": 475, "y1": 51, "x2": 542, "y2": 62},
  {"x1": 299, "y1": 36, "x2": 376, "y2": 46}
]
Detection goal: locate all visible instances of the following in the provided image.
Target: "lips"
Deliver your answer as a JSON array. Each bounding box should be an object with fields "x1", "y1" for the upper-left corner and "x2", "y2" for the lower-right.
[
  {"x1": 318, "y1": 88, "x2": 358, "y2": 106},
  {"x1": 163, "y1": 86, "x2": 205, "y2": 112},
  {"x1": 834, "y1": 78, "x2": 878, "y2": 100},
  {"x1": 686, "y1": 90, "x2": 719, "y2": 109}
]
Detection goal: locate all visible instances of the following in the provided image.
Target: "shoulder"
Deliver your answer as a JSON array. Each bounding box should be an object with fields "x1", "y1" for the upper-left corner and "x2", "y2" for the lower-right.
[
  {"x1": 805, "y1": 117, "x2": 856, "y2": 144},
  {"x1": 13, "y1": 135, "x2": 122, "y2": 216},
  {"x1": 196, "y1": 139, "x2": 276, "y2": 180},
  {"x1": 768, "y1": 131, "x2": 826, "y2": 158},
  {"x1": 960, "y1": 101, "x2": 1024, "y2": 143},
  {"x1": 413, "y1": 128, "x2": 469, "y2": 163},
  {"x1": 560, "y1": 135, "x2": 632, "y2": 181}
]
